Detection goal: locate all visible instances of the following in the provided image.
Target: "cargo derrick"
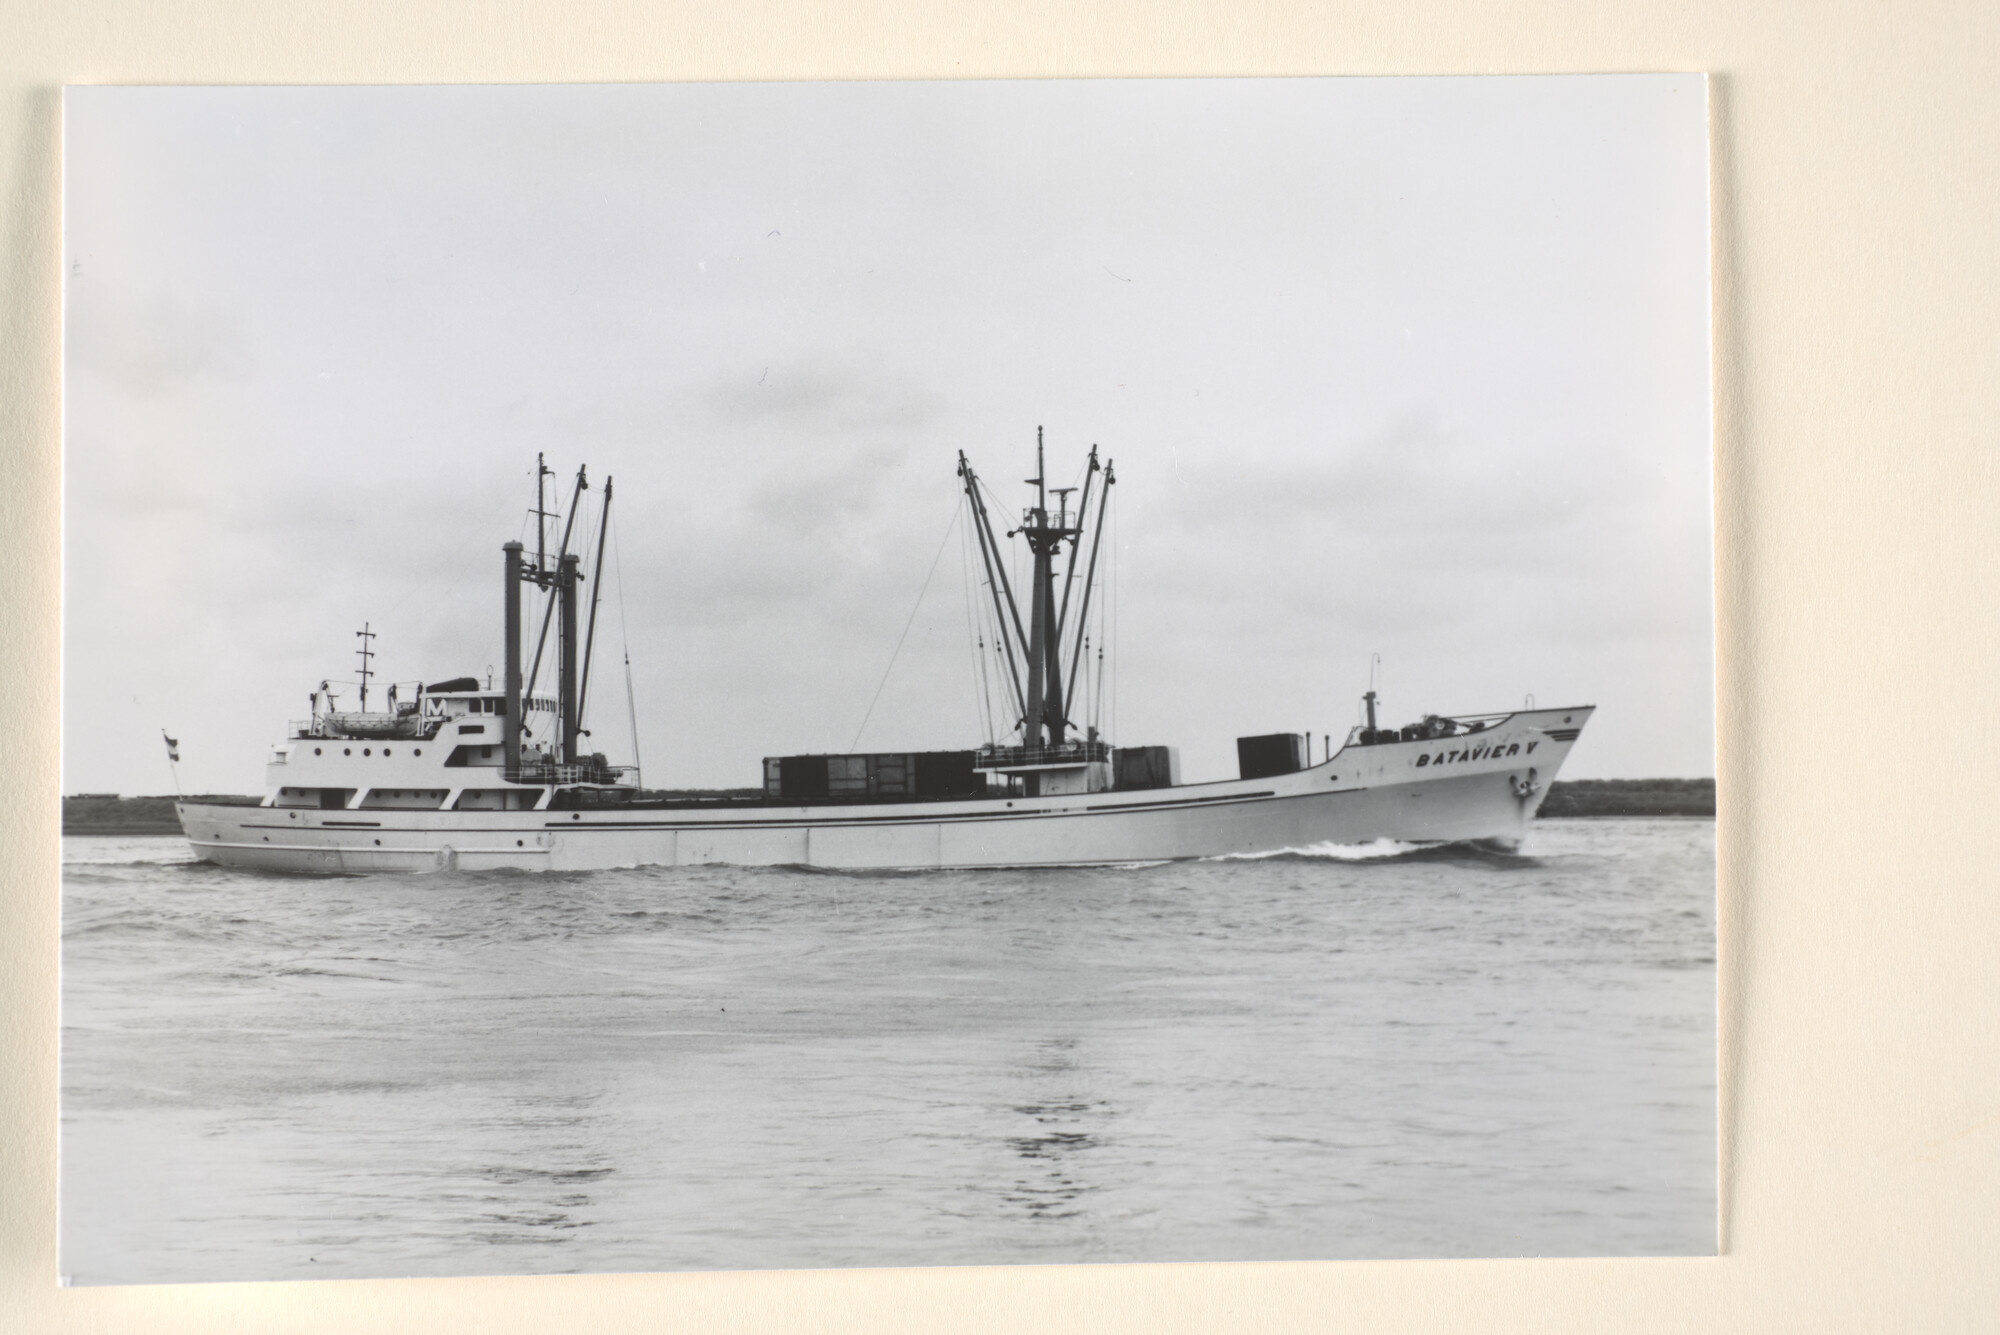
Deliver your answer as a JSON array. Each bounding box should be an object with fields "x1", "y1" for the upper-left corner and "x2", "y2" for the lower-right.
[
  {"x1": 957, "y1": 433, "x2": 1117, "y2": 798},
  {"x1": 504, "y1": 460, "x2": 620, "y2": 786}
]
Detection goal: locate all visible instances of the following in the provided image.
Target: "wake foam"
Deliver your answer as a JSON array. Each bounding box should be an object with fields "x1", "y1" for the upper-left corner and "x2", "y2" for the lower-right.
[{"x1": 1207, "y1": 838, "x2": 1437, "y2": 863}]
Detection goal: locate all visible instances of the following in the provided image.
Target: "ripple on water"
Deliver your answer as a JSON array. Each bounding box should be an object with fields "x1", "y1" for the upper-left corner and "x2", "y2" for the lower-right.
[{"x1": 58, "y1": 820, "x2": 1716, "y2": 1281}]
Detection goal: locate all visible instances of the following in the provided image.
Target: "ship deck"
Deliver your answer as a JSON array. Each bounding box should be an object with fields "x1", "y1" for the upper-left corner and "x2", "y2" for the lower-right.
[{"x1": 553, "y1": 787, "x2": 1153, "y2": 811}]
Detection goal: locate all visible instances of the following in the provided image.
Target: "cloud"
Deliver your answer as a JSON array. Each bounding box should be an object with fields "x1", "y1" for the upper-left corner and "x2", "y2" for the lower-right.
[
  {"x1": 67, "y1": 285, "x2": 253, "y2": 398},
  {"x1": 702, "y1": 359, "x2": 946, "y2": 435}
]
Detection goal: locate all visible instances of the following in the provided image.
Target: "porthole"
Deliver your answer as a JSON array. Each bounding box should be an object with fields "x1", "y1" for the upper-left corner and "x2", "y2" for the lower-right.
[
  {"x1": 384, "y1": 748, "x2": 392, "y2": 756},
  {"x1": 414, "y1": 748, "x2": 422, "y2": 757},
  {"x1": 572, "y1": 813, "x2": 580, "y2": 820},
  {"x1": 343, "y1": 748, "x2": 352, "y2": 756},
  {"x1": 314, "y1": 747, "x2": 322, "y2": 755},
  {"x1": 374, "y1": 839, "x2": 381, "y2": 846},
  {"x1": 516, "y1": 840, "x2": 524, "y2": 847},
  {"x1": 364, "y1": 748, "x2": 372, "y2": 756},
  {"x1": 262, "y1": 836, "x2": 269, "y2": 842},
  {"x1": 289, "y1": 812, "x2": 297, "y2": 820}
]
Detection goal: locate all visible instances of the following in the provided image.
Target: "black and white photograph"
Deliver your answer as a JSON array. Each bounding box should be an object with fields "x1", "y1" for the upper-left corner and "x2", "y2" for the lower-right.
[{"x1": 60, "y1": 75, "x2": 1715, "y2": 1283}]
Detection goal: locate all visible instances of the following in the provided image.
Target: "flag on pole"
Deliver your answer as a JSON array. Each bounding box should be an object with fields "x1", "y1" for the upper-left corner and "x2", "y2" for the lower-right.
[{"x1": 162, "y1": 731, "x2": 179, "y2": 763}]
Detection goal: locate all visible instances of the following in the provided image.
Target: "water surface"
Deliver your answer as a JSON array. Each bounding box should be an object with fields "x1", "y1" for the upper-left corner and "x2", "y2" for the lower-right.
[{"x1": 60, "y1": 819, "x2": 1715, "y2": 1283}]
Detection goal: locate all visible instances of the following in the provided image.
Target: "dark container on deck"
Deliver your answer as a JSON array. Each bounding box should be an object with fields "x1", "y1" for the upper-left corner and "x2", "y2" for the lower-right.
[
  {"x1": 827, "y1": 755, "x2": 869, "y2": 794},
  {"x1": 778, "y1": 754, "x2": 829, "y2": 800},
  {"x1": 913, "y1": 750, "x2": 980, "y2": 797},
  {"x1": 867, "y1": 752, "x2": 913, "y2": 796},
  {"x1": 1113, "y1": 745, "x2": 1179, "y2": 791},
  {"x1": 1236, "y1": 732, "x2": 1307, "y2": 780}
]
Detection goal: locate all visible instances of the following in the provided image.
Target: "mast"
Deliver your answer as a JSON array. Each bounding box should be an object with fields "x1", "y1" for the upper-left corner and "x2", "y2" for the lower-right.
[
  {"x1": 533, "y1": 453, "x2": 555, "y2": 574},
  {"x1": 960, "y1": 437, "x2": 1105, "y2": 749},
  {"x1": 577, "y1": 475, "x2": 612, "y2": 735},
  {"x1": 354, "y1": 623, "x2": 376, "y2": 712},
  {"x1": 1023, "y1": 435, "x2": 1048, "y2": 749},
  {"x1": 1039, "y1": 540, "x2": 1066, "y2": 744},
  {"x1": 509, "y1": 462, "x2": 590, "y2": 772},
  {"x1": 1364, "y1": 653, "x2": 1382, "y2": 736},
  {"x1": 1054, "y1": 446, "x2": 1099, "y2": 639},
  {"x1": 527, "y1": 465, "x2": 588, "y2": 702},
  {"x1": 503, "y1": 541, "x2": 523, "y2": 774},
  {"x1": 1016, "y1": 427, "x2": 1080, "y2": 749},
  {"x1": 1064, "y1": 458, "x2": 1114, "y2": 720},
  {"x1": 559, "y1": 551, "x2": 581, "y2": 765}
]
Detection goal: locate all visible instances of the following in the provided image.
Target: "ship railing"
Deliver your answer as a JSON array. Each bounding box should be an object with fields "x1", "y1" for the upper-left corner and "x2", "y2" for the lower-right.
[
  {"x1": 975, "y1": 740, "x2": 1112, "y2": 768},
  {"x1": 289, "y1": 715, "x2": 446, "y2": 741},
  {"x1": 1346, "y1": 710, "x2": 1522, "y2": 747},
  {"x1": 504, "y1": 763, "x2": 640, "y2": 787}
]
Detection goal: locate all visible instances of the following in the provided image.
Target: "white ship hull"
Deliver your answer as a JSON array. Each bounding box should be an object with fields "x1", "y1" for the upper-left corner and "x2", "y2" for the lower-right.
[{"x1": 178, "y1": 707, "x2": 1591, "y2": 875}]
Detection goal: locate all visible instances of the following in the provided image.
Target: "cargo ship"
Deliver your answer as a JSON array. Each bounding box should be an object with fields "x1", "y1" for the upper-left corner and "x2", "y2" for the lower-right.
[{"x1": 176, "y1": 443, "x2": 1592, "y2": 873}]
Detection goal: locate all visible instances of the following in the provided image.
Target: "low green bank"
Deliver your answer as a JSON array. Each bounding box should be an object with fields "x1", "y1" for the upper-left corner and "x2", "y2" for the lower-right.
[{"x1": 1537, "y1": 778, "x2": 1715, "y2": 817}]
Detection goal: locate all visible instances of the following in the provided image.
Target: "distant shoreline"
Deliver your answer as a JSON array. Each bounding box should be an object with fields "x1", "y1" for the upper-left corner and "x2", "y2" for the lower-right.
[
  {"x1": 1534, "y1": 778, "x2": 1716, "y2": 818},
  {"x1": 62, "y1": 778, "x2": 1717, "y2": 835}
]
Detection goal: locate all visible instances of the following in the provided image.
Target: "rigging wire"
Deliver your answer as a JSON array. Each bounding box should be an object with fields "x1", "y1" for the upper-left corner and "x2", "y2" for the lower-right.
[
  {"x1": 957, "y1": 496, "x2": 998, "y2": 747},
  {"x1": 974, "y1": 473, "x2": 1027, "y2": 653},
  {"x1": 969, "y1": 471, "x2": 1030, "y2": 730},
  {"x1": 609, "y1": 501, "x2": 642, "y2": 784},
  {"x1": 1110, "y1": 480, "x2": 1120, "y2": 744},
  {"x1": 979, "y1": 539, "x2": 1016, "y2": 741},
  {"x1": 572, "y1": 496, "x2": 606, "y2": 732},
  {"x1": 847, "y1": 504, "x2": 961, "y2": 754},
  {"x1": 1094, "y1": 633, "x2": 1106, "y2": 741},
  {"x1": 955, "y1": 492, "x2": 980, "y2": 737}
]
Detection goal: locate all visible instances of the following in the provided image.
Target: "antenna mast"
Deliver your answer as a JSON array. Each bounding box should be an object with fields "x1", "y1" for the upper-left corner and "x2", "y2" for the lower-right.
[
  {"x1": 354, "y1": 622, "x2": 376, "y2": 712},
  {"x1": 1017, "y1": 426, "x2": 1081, "y2": 749},
  {"x1": 533, "y1": 452, "x2": 555, "y2": 573}
]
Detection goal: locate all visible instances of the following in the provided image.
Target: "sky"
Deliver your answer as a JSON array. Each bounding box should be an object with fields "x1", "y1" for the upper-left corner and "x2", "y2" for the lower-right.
[{"x1": 62, "y1": 76, "x2": 1711, "y2": 795}]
